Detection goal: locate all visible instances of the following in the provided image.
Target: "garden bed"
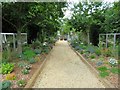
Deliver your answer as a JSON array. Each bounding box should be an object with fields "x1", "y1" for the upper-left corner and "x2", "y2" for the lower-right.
[
  {"x1": 69, "y1": 41, "x2": 119, "y2": 88},
  {"x1": 1, "y1": 53, "x2": 47, "y2": 88}
]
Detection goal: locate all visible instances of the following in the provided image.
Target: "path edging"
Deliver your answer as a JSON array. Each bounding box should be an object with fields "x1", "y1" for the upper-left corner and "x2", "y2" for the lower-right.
[
  {"x1": 69, "y1": 43, "x2": 115, "y2": 88},
  {"x1": 25, "y1": 46, "x2": 54, "y2": 88}
]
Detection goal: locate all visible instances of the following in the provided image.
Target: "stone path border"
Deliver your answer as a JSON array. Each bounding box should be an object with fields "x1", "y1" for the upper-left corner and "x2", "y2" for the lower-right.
[{"x1": 25, "y1": 46, "x2": 54, "y2": 88}]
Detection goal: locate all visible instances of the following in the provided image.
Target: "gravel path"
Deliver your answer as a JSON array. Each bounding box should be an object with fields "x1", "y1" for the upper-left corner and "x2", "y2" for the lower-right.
[{"x1": 33, "y1": 41, "x2": 105, "y2": 88}]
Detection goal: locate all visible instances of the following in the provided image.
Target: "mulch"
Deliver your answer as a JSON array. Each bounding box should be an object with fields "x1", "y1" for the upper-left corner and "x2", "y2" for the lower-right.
[{"x1": 1, "y1": 53, "x2": 47, "y2": 88}]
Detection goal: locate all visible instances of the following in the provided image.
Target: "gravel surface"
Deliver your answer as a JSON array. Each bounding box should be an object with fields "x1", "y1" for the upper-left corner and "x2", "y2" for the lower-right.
[{"x1": 33, "y1": 41, "x2": 105, "y2": 88}]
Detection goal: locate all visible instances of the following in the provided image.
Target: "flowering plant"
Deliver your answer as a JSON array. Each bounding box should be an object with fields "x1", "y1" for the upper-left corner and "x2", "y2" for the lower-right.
[{"x1": 109, "y1": 58, "x2": 118, "y2": 66}]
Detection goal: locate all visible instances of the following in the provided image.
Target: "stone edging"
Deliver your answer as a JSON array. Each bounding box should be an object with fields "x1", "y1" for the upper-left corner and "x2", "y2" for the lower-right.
[
  {"x1": 69, "y1": 43, "x2": 115, "y2": 88},
  {"x1": 25, "y1": 46, "x2": 54, "y2": 88}
]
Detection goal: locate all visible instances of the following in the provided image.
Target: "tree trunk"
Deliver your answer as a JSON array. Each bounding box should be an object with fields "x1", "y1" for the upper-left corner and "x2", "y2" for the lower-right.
[{"x1": 17, "y1": 30, "x2": 22, "y2": 54}]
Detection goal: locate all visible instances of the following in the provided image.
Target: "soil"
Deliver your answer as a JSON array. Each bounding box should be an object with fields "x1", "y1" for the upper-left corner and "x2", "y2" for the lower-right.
[
  {"x1": 81, "y1": 53, "x2": 118, "y2": 88},
  {"x1": 1, "y1": 53, "x2": 47, "y2": 88}
]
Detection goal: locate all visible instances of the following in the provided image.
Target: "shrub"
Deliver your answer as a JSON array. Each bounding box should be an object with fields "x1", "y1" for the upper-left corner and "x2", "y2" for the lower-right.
[
  {"x1": 42, "y1": 46, "x2": 50, "y2": 54},
  {"x1": 95, "y1": 48, "x2": 101, "y2": 56},
  {"x1": 23, "y1": 50, "x2": 36, "y2": 60},
  {"x1": 34, "y1": 49, "x2": 41, "y2": 55},
  {"x1": 98, "y1": 57, "x2": 104, "y2": 61},
  {"x1": 5, "y1": 73, "x2": 16, "y2": 80},
  {"x1": 86, "y1": 45, "x2": 95, "y2": 54},
  {"x1": 21, "y1": 69, "x2": 29, "y2": 75},
  {"x1": 99, "y1": 71, "x2": 109, "y2": 78},
  {"x1": 97, "y1": 66, "x2": 108, "y2": 72},
  {"x1": 89, "y1": 54, "x2": 96, "y2": 59},
  {"x1": 2, "y1": 63, "x2": 14, "y2": 74},
  {"x1": 17, "y1": 53, "x2": 26, "y2": 60},
  {"x1": 31, "y1": 40, "x2": 42, "y2": 49},
  {"x1": 102, "y1": 48, "x2": 111, "y2": 57},
  {"x1": 2, "y1": 80, "x2": 12, "y2": 89},
  {"x1": 28, "y1": 58, "x2": 36, "y2": 64},
  {"x1": 17, "y1": 79, "x2": 26, "y2": 87},
  {"x1": 18, "y1": 62, "x2": 27, "y2": 68},
  {"x1": 96, "y1": 61, "x2": 103, "y2": 66}
]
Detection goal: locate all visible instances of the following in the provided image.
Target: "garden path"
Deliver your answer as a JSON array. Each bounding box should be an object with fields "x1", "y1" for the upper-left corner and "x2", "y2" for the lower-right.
[{"x1": 33, "y1": 40, "x2": 105, "y2": 88}]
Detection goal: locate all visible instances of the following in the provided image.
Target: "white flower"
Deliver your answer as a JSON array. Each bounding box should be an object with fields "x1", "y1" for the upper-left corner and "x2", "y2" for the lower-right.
[{"x1": 43, "y1": 42, "x2": 47, "y2": 46}]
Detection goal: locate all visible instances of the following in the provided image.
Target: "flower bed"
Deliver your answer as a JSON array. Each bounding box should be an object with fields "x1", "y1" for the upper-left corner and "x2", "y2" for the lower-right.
[
  {"x1": 1, "y1": 40, "x2": 55, "y2": 89},
  {"x1": 70, "y1": 40, "x2": 119, "y2": 88}
]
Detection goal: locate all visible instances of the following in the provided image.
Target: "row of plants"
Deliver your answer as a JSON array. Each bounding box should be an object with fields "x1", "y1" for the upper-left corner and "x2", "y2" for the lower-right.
[
  {"x1": 1, "y1": 39, "x2": 56, "y2": 89},
  {"x1": 70, "y1": 39, "x2": 119, "y2": 87}
]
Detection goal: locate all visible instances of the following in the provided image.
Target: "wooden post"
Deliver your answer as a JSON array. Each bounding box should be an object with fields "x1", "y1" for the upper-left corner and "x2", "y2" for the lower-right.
[
  {"x1": 106, "y1": 34, "x2": 108, "y2": 48},
  {"x1": 113, "y1": 33, "x2": 116, "y2": 48},
  {"x1": 88, "y1": 31, "x2": 90, "y2": 45},
  {"x1": 99, "y1": 34, "x2": 100, "y2": 47},
  {"x1": 13, "y1": 33, "x2": 16, "y2": 51}
]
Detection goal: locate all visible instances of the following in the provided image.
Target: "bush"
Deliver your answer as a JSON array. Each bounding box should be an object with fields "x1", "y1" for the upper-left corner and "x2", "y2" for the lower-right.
[
  {"x1": 95, "y1": 47, "x2": 101, "y2": 56},
  {"x1": 17, "y1": 79, "x2": 26, "y2": 87},
  {"x1": 2, "y1": 80, "x2": 12, "y2": 89},
  {"x1": 18, "y1": 62, "x2": 27, "y2": 68},
  {"x1": 96, "y1": 61, "x2": 103, "y2": 66},
  {"x1": 86, "y1": 45, "x2": 95, "y2": 54},
  {"x1": 89, "y1": 54, "x2": 96, "y2": 59},
  {"x1": 34, "y1": 49, "x2": 41, "y2": 55},
  {"x1": 28, "y1": 58, "x2": 36, "y2": 64},
  {"x1": 2, "y1": 63, "x2": 14, "y2": 74},
  {"x1": 23, "y1": 50, "x2": 36, "y2": 60},
  {"x1": 31, "y1": 40, "x2": 42, "y2": 49},
  {"x1": 5, "y1": 73, "x2": 16, "y2": 80},
  {"x1": 42, "y1": 46, "x2": 50, "y2": 54},
  {"x1": 102, "y1": 48, "x2": 111, "y2": 57},
  {"x1": 21, "y1": 69, "x2": 29, "y2": 75}
]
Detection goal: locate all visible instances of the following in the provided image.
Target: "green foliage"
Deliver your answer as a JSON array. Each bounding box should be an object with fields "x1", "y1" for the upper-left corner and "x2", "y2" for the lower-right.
[
  {"x1": 0, "y1": 67, "x2": 1, "y2": 74},
  {"x1": 97, "y1": 66, "x2": 108, "y2": 72},
  {"x1": 95, "y1": 47, "x2": 101, "y2": 56},
  {"x1": 17, "y1": 79, "x2": 26, "y2": 87},
  {"x1": 110, "y1": 68, "x2": 120, "y2": 74},
  {"x1": 2, "y1": 80, "x2": 12, "y2": 89},
  {"x1": 42, "y1": 46, "x2": 50, "y2": 54},
  {"x1": 21, "y1": 69, "x2": 29, "y2": 75},
  {"x1": 5, "y1": 73, "x2": 16, "y2": 80},
  {"x1": 102, "y1": 48, "x2": 111, "y2": 57},
  {"x1": 86, "y1": 45, "x2": 95, "y2": 54},
  {"x1": 2, "y1": 63, "x2": 14, "y2": 74},
  {"x1": 89, "y1": 54, "x2": 96, "y2": 59},
  {"x1": 23, "y1": 49, "x2": 36, "y2": 60},
  {"x1": 28, "y1": 58, "x2": 36, "y2": 64},
  {"x1": 18, "y1": 62, "x2": 27, "y2": 68},
  {"x1": 25, "y1": 65, "x2": 31, "y2": 70},
  {"x1": 34, "y1": 49, "x2": 41, "y2": 55},
  {"x1": 99, "y1": 71, "x2": 109, "y2": 78},
  {"x1": 31, "y1": 40, "x2": 42, "y2": 49}
]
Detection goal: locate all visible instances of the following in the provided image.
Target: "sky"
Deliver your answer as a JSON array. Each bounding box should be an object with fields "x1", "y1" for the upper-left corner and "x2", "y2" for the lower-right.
[{"x1": 63, "y1": 0, "x2": 118, "y2": 19}]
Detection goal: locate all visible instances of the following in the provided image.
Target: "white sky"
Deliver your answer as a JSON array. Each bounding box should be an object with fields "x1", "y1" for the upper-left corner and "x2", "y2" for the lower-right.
[{"x1": 63, "y1": 0, "x2": 118, "y2": 19}]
